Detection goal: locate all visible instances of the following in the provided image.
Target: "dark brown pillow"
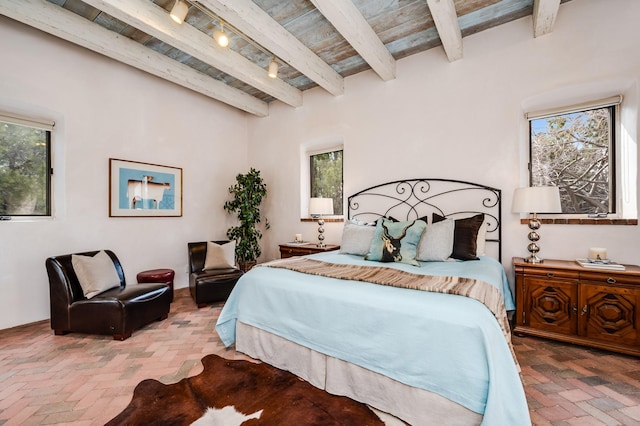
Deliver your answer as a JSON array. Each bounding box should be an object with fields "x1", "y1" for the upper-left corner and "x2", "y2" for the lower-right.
[{"x1": 432, "y1": 213, "x2": 485, "y2": 261}]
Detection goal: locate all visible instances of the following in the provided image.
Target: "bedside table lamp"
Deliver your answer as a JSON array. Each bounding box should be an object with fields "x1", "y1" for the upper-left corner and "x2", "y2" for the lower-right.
[
  {"x1": 512, "y1": 186, "x2": 562, "y2": 264},
  {"x1": 309, "y1": 197, "x2": 333, "y2": 248}
]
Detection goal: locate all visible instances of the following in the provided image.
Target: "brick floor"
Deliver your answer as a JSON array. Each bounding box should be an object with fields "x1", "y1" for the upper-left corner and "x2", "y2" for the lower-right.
[
  {"x1": 515, "y1": 335, "x2": 640, "y2": 425},
  {"x1": 1, "y1": 288, "x2": 640, "y2": 425}
]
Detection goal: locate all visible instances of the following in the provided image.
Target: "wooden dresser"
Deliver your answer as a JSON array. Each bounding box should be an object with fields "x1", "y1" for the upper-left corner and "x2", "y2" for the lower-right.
[
  {"x1": 513, "y1": 257, "x2": 640, "y2": 357},
  {"x1": 279, "y1": 243, "x2": 340, "y2": 258}
]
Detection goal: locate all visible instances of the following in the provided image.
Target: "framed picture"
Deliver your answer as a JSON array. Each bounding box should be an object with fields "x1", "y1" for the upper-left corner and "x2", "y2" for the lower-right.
[{"x1": 109, "y1": 158, "x2": 182, "y2": 217}]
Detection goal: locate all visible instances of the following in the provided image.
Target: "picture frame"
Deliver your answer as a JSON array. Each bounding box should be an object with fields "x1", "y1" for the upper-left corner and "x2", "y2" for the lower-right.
[{"x1": 109, "y1": 158, "x2": 182, "y2": 217}]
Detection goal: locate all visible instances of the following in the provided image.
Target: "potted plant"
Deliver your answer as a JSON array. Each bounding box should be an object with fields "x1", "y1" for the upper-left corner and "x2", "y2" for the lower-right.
[{"x1": 224, "y1": 168, "x2": 269, "y2": 272}]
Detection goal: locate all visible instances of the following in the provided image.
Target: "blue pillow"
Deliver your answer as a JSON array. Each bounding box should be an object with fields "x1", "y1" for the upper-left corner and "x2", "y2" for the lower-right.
[{"x1": 365, "y1": 218, "x2": 427, "y2": 266}]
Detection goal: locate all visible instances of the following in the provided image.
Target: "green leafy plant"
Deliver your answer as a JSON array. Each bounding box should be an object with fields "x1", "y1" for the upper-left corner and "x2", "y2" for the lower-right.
[{"x1": 224, "y1": 168, "x2": 269, "y2": 270}]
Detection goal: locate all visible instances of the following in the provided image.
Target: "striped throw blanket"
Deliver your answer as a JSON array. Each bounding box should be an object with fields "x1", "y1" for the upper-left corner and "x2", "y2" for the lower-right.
[{"x1": 260, "y1": 257, "x2": 518, "y2": 368}]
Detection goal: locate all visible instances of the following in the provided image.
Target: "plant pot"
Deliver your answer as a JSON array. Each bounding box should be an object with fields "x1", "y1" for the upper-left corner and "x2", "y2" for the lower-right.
[{"x1": 238, "y1": 260, "x2": 257, "y2": 273}]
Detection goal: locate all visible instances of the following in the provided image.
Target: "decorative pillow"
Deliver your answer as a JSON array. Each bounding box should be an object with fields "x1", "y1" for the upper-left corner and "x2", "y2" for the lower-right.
[
  {"x1": 371, "y1": 216, "x2": 399, "y2": 225},
  {"x1": 365, "y1": 218, "x2": 426, "y2": 266},
  {"x1": 381, "y1": 216, "x2": 399, "y2": 223},
  {"x1": 433, "y1": 213, "x2": 485, "y2": 261},
  {"x1": 204, "y1": 241, "x2": 236, "y2": 270},
  {"x1": 340, "y1": 221, "x2": 376, "y2": 256},
  {"x1": 475, "y1": 220, "x2": 488, "y2": 256},
  {"x1": 417, "y1": 218, "x2": 455, "y2": 261},
  {"x1": 71, "y1": 251, "x2": 121, "y2": 299},
  {"x1": 350, "y1": 218, "x2": 377, "y2": 226}
]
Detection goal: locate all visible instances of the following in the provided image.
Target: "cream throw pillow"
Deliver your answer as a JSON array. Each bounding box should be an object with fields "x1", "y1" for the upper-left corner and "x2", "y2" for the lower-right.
[
  {"x1": 204, "y1": 241, "x2": 236, "y2": 270},
  {"x1": 71, "y1": 251, "x2": 121, "y2": 299},
  {"x1": 339, "y1": 221, "x2": 376, "y2": 256},
  {"x1": 475, "y1": 220, "x2": 488, "y2": 256},
  {"x1": 417, "y1": 218, "x2": 455, "y2": 261}
]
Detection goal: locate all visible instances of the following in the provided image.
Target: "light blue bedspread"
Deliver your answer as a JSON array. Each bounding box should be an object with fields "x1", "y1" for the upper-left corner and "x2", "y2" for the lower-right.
[{"x1": 216, "y1": 253, "x2": 530, "y2": 425}]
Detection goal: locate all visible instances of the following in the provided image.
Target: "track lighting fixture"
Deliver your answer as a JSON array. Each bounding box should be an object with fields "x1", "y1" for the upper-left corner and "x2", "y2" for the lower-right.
[
  {"x1": 268, "y1": 57, "x2": 278, "y2": 79},
  {"x1": 169, "y1": 1, "x2": 280, "y2": 80},
  {"x1": 213, "y1": 21, "x2": 229, "y2": 47},
  {"x1": 169, "y1": 0, "x2": 189, "y2": 25}
]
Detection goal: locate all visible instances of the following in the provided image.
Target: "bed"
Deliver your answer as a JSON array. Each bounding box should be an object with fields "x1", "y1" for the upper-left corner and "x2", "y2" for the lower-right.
[{"x1": 216, "y1": 179, "x2": 530, "y2": 425}]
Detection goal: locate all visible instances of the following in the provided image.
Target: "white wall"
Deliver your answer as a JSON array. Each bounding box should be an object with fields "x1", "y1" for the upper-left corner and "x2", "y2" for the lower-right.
[
  {"x1": 0, "y1": 16, "x2": 249, "y2": 330},
  {"x1": 247, "y1": 0, "x2": 640, "y2": 278},
  {"x1": 3, "y1": 0, "x2": 640, "y2": 330}
]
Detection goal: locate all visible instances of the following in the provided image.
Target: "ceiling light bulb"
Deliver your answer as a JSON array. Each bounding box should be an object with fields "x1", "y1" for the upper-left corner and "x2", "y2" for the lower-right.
[
  {"x1": 268, "y1": 57, "x2": 278, "y2": 79},
  {"x1": 213, "y1": 22, "x2": 229, "y2": 47},
  {"x1": 169, "y1": 0, "x2": 189, "y2": 24}
]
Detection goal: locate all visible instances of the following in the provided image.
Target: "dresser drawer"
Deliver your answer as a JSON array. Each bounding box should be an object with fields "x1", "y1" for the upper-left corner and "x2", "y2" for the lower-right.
[
  {"x1": 522, "y1": 268, "x2": 579, "y2": 280},
  {"x1": 281, "y1": 247, "x2": 308, "y2": 257},
  {"x1": 580, "y1": 271, "x2": 640, "y2": 286}
]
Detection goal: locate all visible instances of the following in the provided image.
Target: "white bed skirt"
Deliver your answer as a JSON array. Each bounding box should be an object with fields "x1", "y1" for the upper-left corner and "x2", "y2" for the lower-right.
[{"x1": 236, "y1": 321, "x2": 481, "y2": 426}]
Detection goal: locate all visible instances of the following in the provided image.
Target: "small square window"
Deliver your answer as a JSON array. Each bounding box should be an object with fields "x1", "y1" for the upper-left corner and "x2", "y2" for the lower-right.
[
  {"x1": 310, "y1": 149, "x2": 343, "y2": 215},
  {"x1": 0, "y1": 120, "x2": 52, "y2": 216},
  {"x1": 529, "y1": 105, "x2": 615, "y2": 215}
]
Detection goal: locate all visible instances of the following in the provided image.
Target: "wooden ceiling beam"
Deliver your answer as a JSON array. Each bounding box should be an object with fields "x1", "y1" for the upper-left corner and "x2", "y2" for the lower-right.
[
  {"x1": 310, "y1": 0, "x2": 396, "y2": 81},
  {"x1": 425, "y1": 0, "x2": 463, "y2": 62},
  {"x1": 82, "y1": 0, "x2": 302, "y2": 108},
  {"x1": 198, "y1": 0, "x2": 344, "y2": 97},
  {"x1": 0, "y1": 0, "x2": 268, "y2": 116},
  {"x1": 533, "y1": 0, "x2": 560, "y2": 37}
]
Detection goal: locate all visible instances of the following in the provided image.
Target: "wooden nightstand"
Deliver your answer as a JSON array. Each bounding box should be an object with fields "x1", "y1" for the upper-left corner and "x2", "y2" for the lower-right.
[
  {"x1": 279, "y1": 243, "x2": 340, "y2": 258},
  {"x1": 513, "y1": 257, "x2": 640, "y2": 357}
]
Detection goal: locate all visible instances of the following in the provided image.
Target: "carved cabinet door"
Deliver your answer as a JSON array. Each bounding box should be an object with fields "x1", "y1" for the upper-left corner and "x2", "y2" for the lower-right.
[
  {"x1": 523, "y1": 274, "x2": 579, "y2": 336},
  {"x1": 579, "y1": 283, "x2": 640, "y2": 347}
]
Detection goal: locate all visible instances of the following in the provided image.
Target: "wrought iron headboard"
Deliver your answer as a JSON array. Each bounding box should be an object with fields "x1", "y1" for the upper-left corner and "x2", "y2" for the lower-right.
[{"x1": 347, "y1": 178, "x2": 502, "y2": 262}]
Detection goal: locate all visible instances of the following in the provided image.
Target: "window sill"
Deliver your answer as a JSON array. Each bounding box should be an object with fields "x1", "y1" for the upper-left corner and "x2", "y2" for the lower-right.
[
  {"x1": 301, "y1": 217, "x2": 344, "y2": 223},
  {"x1": 0, "y1": 216, "x2": 54, "y2": 222},
  {"x1": 520, "y1": 218, "x2": 637, "y2": 225}
]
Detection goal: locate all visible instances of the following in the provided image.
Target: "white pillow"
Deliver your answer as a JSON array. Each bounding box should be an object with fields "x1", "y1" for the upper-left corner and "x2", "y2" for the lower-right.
[
  {"x1": 475, "y1": 220, "x2": 488, "y2": 256},
  {"x1": 349, "y1": 218, "x2": 377, "y2": 226},
  {"x1": 204, "y1": 241, "x2": 236, "y2": 270},
  {"x1": 417, "y1": 218, "x2": 455, "y2": 261},
  {"x1": 339, "y1": 221, "x2": 376, "y2": 256},
  {"x1": 71, "y1": 251, "x2": 121, "y2": 299}
]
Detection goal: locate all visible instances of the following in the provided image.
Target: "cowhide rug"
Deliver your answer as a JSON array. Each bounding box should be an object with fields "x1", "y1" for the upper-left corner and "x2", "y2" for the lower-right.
[{"x1": 106, "y1": 354, "x2": 386, "y2": 425}]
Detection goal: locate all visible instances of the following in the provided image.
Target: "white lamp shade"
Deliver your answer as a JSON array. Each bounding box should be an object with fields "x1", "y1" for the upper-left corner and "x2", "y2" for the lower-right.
[
  {"x1": 309, "y1": 197, "x2": 334, "y2": 216},
  {"x1": 512, "y1": 186, "x2": 562, "y2": 213}
]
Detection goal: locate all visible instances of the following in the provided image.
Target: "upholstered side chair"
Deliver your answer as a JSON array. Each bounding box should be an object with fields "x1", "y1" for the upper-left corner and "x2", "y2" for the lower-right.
[
  {"x1": 188, "y1": 241, "x2": 243, "y2": 308},
  {"x1": 45, "y1": 250, "x2": 171, "y2": 340}
]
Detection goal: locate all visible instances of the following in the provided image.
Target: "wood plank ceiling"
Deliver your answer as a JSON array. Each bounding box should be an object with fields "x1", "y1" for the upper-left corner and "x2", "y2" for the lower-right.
[{"x1": 0, "y1": 0, "x2": 569, "y2": 117}]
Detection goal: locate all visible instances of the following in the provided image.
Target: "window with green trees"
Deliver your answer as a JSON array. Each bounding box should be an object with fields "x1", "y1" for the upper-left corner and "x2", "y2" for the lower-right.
[
  {"x1": 0, "y1": 120, "x2": 51, "y2": 216},
  {"x1": 529, "y1": 105, "x2": 615, "y2": 215},
  {"x1": 310, "y1": 149, "x2": 343, "y2": 215}
]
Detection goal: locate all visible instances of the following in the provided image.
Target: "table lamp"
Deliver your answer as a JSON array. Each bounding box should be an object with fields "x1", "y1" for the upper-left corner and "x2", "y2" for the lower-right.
[
  {"x1": 309, "y1": 197, "x2": 334, "y2": 247},
  {"x1": 512, "y1": 186, "x2": 562, "y2": 263}
]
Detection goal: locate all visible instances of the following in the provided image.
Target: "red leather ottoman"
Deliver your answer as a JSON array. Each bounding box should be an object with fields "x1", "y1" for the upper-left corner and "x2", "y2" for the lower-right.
[{"x1": 137, "y1": 268, "x2": 175, "y2": 302}]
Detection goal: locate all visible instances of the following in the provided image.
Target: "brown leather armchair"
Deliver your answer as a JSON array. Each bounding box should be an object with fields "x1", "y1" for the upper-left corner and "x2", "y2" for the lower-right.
[
  {"x1": 45, "y1": 250, "x2": 171, "y2": 340},
  {"x1": 188, "y1": 241, "x2": 243, "y2": 308}
]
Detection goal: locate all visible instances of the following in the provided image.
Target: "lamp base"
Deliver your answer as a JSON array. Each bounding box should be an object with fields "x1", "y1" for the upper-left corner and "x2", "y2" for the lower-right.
[
  {"x1": 316, "y1": 218, "x2": 326, "y2": 248},
  {"x1": 524, "y1": 214, "x2": 543, "y2": 263}
]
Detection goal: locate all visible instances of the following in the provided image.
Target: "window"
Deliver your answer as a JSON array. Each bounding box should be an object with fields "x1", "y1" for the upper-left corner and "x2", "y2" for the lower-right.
[
  {"x1": 0, "y1": 114, "x2": 53, "y2": 217},
  {"x1": 309, "y1": 149, "x2": 343, "y2": 215},
  {"x1": 528, "y1": 99, "x2": 618, "y2": 216}
]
